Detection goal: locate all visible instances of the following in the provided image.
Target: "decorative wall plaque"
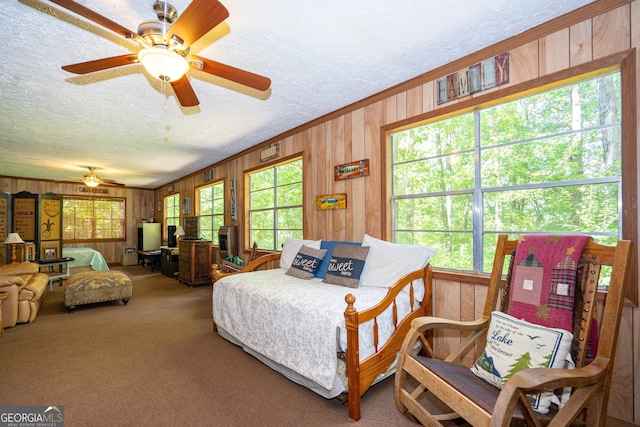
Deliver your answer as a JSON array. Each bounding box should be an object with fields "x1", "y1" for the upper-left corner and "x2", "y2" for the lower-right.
[
  {"x1": 40, "y1": 198, "x2": 61, "y2": 240},
  {"x1": 437, "y1": 52, "x2": 509, "y2": 104},
  {"x1": 0, "y1": 193, "x2": 8, "y2": 264},
  {"x1": 315, "y1": 193, "x2": 347, "y2": 210},
  {"x1": 334, "y1": 159, "x2": 370, "y2": 181},
  {"x1": 13, "y1": 196, "x2": 36, "y2": 241},
  {"x1": 260, "y1": 142, "x2": 280, "y2": 163}
]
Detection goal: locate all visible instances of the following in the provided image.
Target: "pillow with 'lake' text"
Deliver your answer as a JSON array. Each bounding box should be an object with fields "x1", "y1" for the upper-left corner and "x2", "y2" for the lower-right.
[
  {"x1": 285, "y1": 245, "x2": 327, "y2": 280},
  {"x1": 322, "y1": 245, "x2": 370, "y2": 288},
  {"x1": 470, "y1": 311, "x2": 575, "y2": 414}
]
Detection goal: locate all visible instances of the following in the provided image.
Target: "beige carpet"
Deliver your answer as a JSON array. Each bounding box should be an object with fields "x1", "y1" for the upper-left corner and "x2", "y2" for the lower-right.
[{"x1": 0, "y1": 265, "x2": 419, "y2": 426}]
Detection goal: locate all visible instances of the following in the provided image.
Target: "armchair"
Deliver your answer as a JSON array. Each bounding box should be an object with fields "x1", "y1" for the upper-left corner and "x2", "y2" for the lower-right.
[
  {"x1": 0, "y1": 262, "x2": 49, "y2": 328},
  {"x1": 395, "y1": 235, "x2": 632, "y2": 426}
]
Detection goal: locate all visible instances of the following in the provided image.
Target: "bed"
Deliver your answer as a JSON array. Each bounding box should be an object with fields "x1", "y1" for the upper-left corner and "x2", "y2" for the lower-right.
[
  {"x1": 211, "y1": 235, "x2": 434, "y2": 421},
  {"x1": 62, "y1": 248, "x2": 109, "y2": 271}
]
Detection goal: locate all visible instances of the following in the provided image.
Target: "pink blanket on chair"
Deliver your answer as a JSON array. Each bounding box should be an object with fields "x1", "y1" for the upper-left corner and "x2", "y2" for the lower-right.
[{"x1": 507, "y1": 235, "x2": 590, "y2": 334}]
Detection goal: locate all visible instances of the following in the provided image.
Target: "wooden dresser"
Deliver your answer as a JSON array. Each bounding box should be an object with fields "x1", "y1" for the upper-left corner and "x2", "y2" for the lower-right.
[{"x1": 178, "y1": 240, "x2": 212, "y2": 287}]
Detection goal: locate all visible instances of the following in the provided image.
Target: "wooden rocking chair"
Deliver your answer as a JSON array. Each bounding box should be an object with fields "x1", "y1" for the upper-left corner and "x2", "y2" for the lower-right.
[
  {"x1": 219, "y1": 241, "x2": 260, "y2": 273},
  {"x1": 395, "y1": 234, "x2": 632, "y2": 427}
]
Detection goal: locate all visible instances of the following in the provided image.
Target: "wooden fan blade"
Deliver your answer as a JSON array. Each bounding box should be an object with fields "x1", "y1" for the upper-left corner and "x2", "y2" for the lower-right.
[
  {"x1": 48, "y1": 0, "x2": 139, "y2": 40},
  {"x1": 171, "y1": 76, "x2": 200, "y2": 107},
  {"x1": 61, "y1": 54, "x2": 139, "y2": 74},
  {"x1": 166, "y1": 0, "x2": 229, "y2": 48},
  {"x1": 101, "y1": 179, "x2": 125, "y2": 187},
  {"x1": 191, "y1": 56, "x2": 271, "y2": 91}
]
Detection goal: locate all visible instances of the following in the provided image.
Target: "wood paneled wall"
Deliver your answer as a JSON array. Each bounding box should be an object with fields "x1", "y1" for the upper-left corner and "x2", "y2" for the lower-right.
[
  {"x1": 0, "y1": 178, "x2": 155, "y2": 264},
  {"x1": 157, "y1": 1, "x2": 639, "y2": 421},
  {"x1": 2, "y1": 0, "x2": 637, "y2": 422}
]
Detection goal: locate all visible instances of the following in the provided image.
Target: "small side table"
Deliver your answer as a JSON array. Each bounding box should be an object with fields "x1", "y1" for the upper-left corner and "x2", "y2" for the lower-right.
[
  {"x1": 36, "y1": 257, "x2": 75, "y2": 290},
  {"x1": 0, "y1": 292, "x2": 8, "y2": 334},
  {"x1": 137, "y1": 250, "x2": 162, "y2": 272}
]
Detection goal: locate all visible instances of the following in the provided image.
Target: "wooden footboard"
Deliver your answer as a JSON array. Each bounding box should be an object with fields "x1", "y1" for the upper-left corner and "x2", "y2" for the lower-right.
[
  {"x1": 343, "y1": 264, "x2": 433, "y2": 421},
  {"x1": 211, "y1": 252, "x2": 281, "y2": 284}
]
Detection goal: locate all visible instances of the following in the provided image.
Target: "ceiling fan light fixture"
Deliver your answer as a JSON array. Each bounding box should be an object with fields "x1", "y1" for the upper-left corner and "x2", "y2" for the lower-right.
[
  {"x1": 83, "y1": 177, "x2": 100, "y2": 188},
  {"x1": 138, "y1": 45, "x2": 189, "y2": 82}
]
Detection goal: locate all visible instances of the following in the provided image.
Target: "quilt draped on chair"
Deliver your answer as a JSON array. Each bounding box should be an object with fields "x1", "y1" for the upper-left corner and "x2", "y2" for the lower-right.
[{"x1": 506, "y1": 234, "x2": 597, "y2": 359}]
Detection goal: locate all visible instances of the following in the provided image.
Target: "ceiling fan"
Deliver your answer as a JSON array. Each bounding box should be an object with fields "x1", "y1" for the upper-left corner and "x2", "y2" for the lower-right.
[
  {"x1": 69, "y1": 167, "x2": 125, "y2": 188},
  {"x1": 47, "y1": 0, "x2": 272, "y2": 107}
]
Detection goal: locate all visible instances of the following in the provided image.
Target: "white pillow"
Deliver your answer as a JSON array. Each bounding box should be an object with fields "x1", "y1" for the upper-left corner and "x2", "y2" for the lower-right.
[
  {"x1": 470, "y1": 311, "x2": 575, "y2": 414},
  {"x1": 280, "y1": 237, "x2": 322, "y2": 270},
  {"x1": 358, "y1": 234, "x2": 435, "y2": 289}
]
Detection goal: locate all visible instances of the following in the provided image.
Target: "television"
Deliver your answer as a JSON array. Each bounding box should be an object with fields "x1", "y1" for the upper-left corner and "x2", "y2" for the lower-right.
[{"x1": 183, "y1": 217, "x2": 199, "y2": 240}]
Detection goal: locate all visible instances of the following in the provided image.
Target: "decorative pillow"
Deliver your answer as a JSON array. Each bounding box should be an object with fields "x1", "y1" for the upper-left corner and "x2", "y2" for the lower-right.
[
  {"x1": 358, "y1": 234, "x2": 435, "y2": 288},
  {"x1": 322, "y1": 245, "x2": 370, "y2": 288},
  {"x1": 315, "y1": 240, "x2": 362, "y2": 278},
  {"x1": 285, "y1": 246, "x2": 327, "y2": 280},
  {"x1": 470, "y1": 311, "x2": 575, "y2": 414},
  {"x1": 280, "y1": 237, "x2": 322, "y2": 270}
]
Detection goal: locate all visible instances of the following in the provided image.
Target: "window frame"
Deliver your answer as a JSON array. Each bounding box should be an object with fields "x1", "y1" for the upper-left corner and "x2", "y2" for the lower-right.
[
  {"x1": 382, "y1": 50, "x2": 637, "y2": 305},
  {"x1": 62, "y1": 196, "x2": 126, "y2": 242},
  {"x1": 245, "y1": 154, "x2": 304, "y2": 251},
  {"x1": 195, "y1": 180, "x2": 225, "y2": 246},
  {"x1": 163, "y1": 193, "x2": 180, "y2": 240}
]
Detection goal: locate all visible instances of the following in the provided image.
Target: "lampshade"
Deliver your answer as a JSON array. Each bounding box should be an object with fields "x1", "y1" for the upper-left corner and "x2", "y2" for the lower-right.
[
  {"x1": 174, "y1": 226, "x2": 185, "y2": 237},
  {"x1": 138, "y1": 46, "x2": 189, "y2": 82},
  {"x1": 3, "y1": 233, "x2": 24, "y2": 245}
]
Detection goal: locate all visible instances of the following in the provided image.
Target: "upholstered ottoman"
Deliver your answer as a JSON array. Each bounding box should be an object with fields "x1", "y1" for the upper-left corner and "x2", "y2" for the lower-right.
[{"x1": 64, "y1": 270, "x2": 132, "y2": 312}]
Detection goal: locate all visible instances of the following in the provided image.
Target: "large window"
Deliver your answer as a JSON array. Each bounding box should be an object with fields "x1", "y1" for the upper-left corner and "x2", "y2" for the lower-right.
[
  {"x1": 248, "y1": 157, "x2": 303, "y2": 250},
  {"x1": 164, "y1": 194, "x2": 180, "y2": 235},
  {"x1": 197, "y1": 181, "x2": 224, "y2": 244},
  {"x1": 391, "y1": 71, "x2": 623, "y2": 273},
  {"x1": 63, "y1": 197, "x2": 125, "y2": 241}
]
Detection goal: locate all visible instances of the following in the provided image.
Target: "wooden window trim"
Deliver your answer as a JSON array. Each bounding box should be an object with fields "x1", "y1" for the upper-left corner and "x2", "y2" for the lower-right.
[
  {"x1": 63, "y1": 195, "x2": 126, "y2": 242},
  {"x1": 383, "y1": 49, "x2": 637, "y2": 306}
]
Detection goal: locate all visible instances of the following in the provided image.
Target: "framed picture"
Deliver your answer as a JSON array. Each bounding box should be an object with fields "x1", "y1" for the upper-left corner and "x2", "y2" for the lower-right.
[
  {"x1": 40, "y1": 240, "x2": 60, "y2": 261},
  {"x1": 44, "y1": 248, "x2": 57, "y2": 260},
  {"x1": 182, "y1": 197, "x2": 190, "y2": 215}
]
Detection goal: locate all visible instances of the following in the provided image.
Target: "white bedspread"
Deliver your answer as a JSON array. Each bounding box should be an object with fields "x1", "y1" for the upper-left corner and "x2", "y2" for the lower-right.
[{"x1": 212, "y1": 269, "x2": 417, "y2": 391}]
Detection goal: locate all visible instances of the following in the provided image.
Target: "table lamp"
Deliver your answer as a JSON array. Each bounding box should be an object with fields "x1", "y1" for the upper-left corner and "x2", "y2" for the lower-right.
[
  {"x1": 3, "y1": 233, "x2": 25, "y2": 264},
  {"x1": 174, "y1": 226, "x2": 185, "y2": 244}
]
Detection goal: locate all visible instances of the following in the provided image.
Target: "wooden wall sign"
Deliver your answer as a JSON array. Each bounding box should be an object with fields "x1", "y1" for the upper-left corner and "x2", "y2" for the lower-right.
[
  {"x1": 437, "y1": 52, "x2": 509, "y2": 104},
  {"x1": 260, "y1": 142, "x2": 280, "y2": 163},
  {"x1": 0, "y1": 195, "x2": 8, "y2": 240},
  {"x1": 334, "y1": 159, "x2": 370, "y2": 181},
  {"x1": 40, "y1": 198, "x2": 61, "y2": 240},
  {"x1": 13, "y1": 195, "x2": 36, "y2": 242},
  {"x1": 0, "y1": 193, "x2": 8, "y2": 264},
  {"x1": 316, "y1": 193, "x2": 347, "y2": 210},
  {"x1": 79, "y1": 187, "x2": 109, "y2": 194},
  {"x1": 38, "y1": 193, "x2": 63, "y2": 261}
]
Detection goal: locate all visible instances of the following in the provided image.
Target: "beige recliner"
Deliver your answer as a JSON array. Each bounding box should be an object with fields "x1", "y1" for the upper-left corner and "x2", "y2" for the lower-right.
[{"x1": 0, "y1": 262, "x2": 49, "y2": 328}]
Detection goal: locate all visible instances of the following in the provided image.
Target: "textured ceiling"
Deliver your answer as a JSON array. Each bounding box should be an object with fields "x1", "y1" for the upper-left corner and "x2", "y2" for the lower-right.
[{"x1": 0, "y1": 0, "x2": 594, "y2": 189}]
